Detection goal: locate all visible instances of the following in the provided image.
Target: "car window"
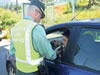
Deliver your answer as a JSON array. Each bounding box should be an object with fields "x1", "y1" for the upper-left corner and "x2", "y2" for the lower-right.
[
  {"x1": 47, "y1": 31, "x2": 63, "y2": 39},
  {"x1": 46, "y1": 29, "x2": 70, "y2": 62},
  {"x1": 47, "y1": 31, "x2": 64, "y2": 47},
  {"x1": 73, "y1": 28, "x2": 100, "y2": 71}
]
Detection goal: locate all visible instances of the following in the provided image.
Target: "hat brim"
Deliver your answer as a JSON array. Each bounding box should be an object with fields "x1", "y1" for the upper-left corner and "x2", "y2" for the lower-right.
[{"x1": 40, "y1": 10, "x2": 45, "y2": 19}]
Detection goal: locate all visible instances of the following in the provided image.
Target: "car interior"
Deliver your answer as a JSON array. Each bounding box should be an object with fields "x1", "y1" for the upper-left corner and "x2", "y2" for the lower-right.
[
  {"x1": 46, "y1": 27, "x2": 100, "y2": 74},
  {"x1": 46, "y1": 28, "x2": 70, "y2": 63}
]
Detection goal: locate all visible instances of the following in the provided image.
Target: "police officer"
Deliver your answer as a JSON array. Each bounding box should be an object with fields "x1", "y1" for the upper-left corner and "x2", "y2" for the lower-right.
[{"x1": 10, "y1": 0, "x2": 57, "y2": 75}]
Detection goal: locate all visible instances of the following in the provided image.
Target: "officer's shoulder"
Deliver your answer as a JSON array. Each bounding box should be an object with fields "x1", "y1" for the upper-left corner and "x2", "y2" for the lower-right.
[{"x1": 36, "y1": 24, "x2": 44, "y2": 30}]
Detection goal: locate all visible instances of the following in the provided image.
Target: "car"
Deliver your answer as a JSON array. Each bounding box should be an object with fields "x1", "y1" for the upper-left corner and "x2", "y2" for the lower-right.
[
  {"x1": 6, "y1": 18, "x2": 100, "y2": 75},
  {"x1": 0, "y1": 25, "x2": 2, "y2": 41}
]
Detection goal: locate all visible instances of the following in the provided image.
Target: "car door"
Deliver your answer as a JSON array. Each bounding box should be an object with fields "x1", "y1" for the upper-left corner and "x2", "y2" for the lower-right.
[
  {"x1": 45, "y1": 25, "x2": 73, "y2": 75},
  {"x1": 73, "y1": 26, "x2": 100, "y2": 75},
  {"x1": 45, "y1": 23, "x2": 100, "y2": 75}
]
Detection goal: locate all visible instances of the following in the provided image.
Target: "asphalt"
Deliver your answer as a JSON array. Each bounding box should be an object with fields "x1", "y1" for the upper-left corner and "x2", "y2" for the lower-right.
[{"x1": 0, "y1": 39, "x2": 10, "y2": 75}]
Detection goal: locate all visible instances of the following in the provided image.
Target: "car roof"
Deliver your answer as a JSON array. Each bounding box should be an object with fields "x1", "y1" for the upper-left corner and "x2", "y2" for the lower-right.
[
  {"x1": 47, "y1": 18, "x2": 100, "y2": 28},
  {"x1": 46, "y1": 18, "x2": 100, "y2": 34},
  {"x1": 75, "y1": 18, "x2": 100, "y2": 22}
]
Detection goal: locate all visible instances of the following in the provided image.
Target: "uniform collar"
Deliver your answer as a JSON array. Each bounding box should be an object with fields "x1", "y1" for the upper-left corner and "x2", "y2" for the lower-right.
[{"x1": 24, "y1": 16, "x2": 34, "y2": 22}]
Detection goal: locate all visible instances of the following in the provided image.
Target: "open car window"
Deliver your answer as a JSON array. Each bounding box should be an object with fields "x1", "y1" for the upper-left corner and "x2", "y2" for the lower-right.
[
  {"x1": 47, "y1": 31, "x2": 63, "y2": 41},
  {"x1": 47, "y1": 31, "x2": 64, "y2": 50},
  {"x1": 46, "y1": 27, "x2": 71, "y2": 63}
]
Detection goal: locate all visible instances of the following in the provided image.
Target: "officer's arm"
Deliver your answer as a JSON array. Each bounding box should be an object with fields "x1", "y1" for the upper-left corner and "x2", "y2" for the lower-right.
[
  {"x1": 32, "y1": 25, "x2": 56, "y2": 60},
  {"x1": 9, "y1": 39, "x2": 15, "y2": 57}
]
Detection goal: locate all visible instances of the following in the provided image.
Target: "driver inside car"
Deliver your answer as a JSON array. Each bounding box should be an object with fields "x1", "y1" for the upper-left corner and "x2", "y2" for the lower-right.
[
  {"x1": 51, "y1": 29, "x2": 70, "y2": 50},
  {"x1": 62, "y1": 29, "x2": 70, "y2": 48},
  {"x1": 50, "y1": 29, "x2": 70, "y2": 61}
]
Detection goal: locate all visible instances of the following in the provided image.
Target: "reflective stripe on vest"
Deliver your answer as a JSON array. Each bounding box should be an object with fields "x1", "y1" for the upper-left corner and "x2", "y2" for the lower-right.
[
  {"x1": 16, "y1": 22, "x2": 43, "y2": 65},
  {"x1": 16, "y1": 57, "x2": 43, "y2": 65}
]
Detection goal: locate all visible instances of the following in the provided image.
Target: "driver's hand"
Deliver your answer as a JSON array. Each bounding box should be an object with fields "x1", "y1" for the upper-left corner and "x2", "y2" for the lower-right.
[
  {"x1": 55, "y1": 45, "x2": 64, "y2": 54},
  {"x1": 52, "y1": 40, "x2": 60, "y2": 46},
  {"x1": 55, "y1": 46, "x2": 62, "y2": 54},
  {"x1": 56, "y1": 49, "x2": 61, "y2": 54}
]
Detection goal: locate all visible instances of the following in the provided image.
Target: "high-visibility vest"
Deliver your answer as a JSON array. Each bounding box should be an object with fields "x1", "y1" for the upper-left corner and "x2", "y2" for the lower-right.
[{"x1": 11, "y1": 19, "x2": 43, "y2": 73}]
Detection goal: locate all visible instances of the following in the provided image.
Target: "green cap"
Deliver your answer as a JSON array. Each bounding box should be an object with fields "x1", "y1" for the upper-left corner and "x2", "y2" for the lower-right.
[{"x1": 30, "y1": 0, "x2": 45, "y2": 19}]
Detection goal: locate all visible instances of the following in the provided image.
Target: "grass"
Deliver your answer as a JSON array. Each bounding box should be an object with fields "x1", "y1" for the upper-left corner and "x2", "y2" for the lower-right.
[
  {"x1": 1, "y1": 0, "x2": 100, "y2": 39},
  {"x1": 42, "y1": 0, "x2": 100, "y2": 28}
]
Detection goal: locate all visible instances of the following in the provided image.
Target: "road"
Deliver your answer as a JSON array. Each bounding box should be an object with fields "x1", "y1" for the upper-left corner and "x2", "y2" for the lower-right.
[{"x1": 0, "y1": 39, "x2": 10, "y2": 75}]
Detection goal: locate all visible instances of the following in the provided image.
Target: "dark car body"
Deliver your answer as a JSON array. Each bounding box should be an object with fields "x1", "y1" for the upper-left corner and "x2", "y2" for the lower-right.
[
  {"x1": 0, "y1": 26, "x2": 2, "y2": 41},
  {"x1": 6, "y1": 18, "x2": 100, "y2": 75}
]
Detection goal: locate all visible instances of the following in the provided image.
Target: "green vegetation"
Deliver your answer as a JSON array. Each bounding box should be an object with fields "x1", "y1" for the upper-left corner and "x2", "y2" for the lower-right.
[
  {"x1": 97, "y1": 36, "x2": 100, "y2": 40},
  {"x1": 0, "y1": 8, "x2": 22, "y2": 39},
  {"x1": 0, "y1": 0, "x2": 100, "y2": 39},
  {"x1": 42, "y1": 0, "x2": 100, "y2": 27}
]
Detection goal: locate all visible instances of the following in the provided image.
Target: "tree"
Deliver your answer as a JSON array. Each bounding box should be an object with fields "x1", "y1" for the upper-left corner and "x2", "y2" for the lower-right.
[
  {"x1": 16, "y1": 0, "x2": 18, "y2": 14},
  {"x1": 5, "y1": 3, "x2": 9, "y2": 9},
  {"x1": 9, "y1": 3, "x2": 13, "y2": 10},
  {"x1": 68, "y1": 0, "x2": 77, "y2": 9},
  {"x1": 14, "y1": 5, "x2": 21, "y2": 12},
  {"x1": 87, "y1": 0, "x2": 96, "y2": 8}
]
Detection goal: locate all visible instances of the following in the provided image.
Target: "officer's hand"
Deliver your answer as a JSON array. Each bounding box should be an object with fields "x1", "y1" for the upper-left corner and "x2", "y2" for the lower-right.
[{"x1": 56, "y1": 50, "x2": 61, "y2": 54}]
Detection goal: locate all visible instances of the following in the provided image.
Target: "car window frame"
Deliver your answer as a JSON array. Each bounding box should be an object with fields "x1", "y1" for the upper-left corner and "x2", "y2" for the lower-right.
[
  {"x1": 62, "y1": 26, "x2": 81, "y2": 64},
  {"x1": 46, "y1": 26, "x2": 72, "y2": 60},
  {"x1": 66, "y1": 26, "x2": 100, "y2": 74},
  {"x1": 45, "y1": 22, "x2": 100, "y2": 74}
]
